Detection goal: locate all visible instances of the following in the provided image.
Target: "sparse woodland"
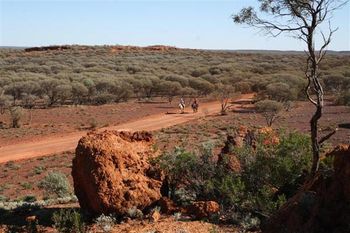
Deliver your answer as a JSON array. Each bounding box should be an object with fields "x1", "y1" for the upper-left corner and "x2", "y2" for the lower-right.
[{"x1": 0, "y1": 46, "x2": 349, "y2": 111}]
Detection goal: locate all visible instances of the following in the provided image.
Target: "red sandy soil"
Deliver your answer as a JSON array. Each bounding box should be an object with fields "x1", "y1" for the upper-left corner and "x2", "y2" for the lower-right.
[
  {"x1": 0, "y1": 96, "x2": 349, "y2": 201},
  {"x1": 0, "y1": 94, "x2": 254, "y2": 163},
  {"x1": 157, "y1": 100, "x2": 350, "y2": 154},
  {"x1": 0, "y1": 100, "x2": 185, "y2": 146},
  {"x1": 98, "y1": 216, "x2": 238, "y2": 233},
  {"x1": 0, "y1": 152, "x2": 73, "y2": 200},
  {"x1": 0, "y1": 215, "x2": 240, "y2": 233}
]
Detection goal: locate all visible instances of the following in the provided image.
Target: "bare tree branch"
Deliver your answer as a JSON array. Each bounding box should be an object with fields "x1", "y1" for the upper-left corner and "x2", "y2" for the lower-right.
[{"x1": 319, "y1": 128, "x2": 338, "y2": 144}]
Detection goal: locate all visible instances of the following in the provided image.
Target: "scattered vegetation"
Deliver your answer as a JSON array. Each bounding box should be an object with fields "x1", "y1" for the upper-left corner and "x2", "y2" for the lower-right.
[
  {"x1": 0, "y1": 46, "x2": 349, "y2": 232},
  {"x1": 153, "y1": 130, "x2": 312, "y2": 226},
  {"x1": 0, "y1": 47, "x2": 348, "y2": 113}
]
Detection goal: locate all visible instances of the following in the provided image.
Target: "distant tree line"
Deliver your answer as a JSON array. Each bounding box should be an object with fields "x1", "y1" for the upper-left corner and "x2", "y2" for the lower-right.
[{"x1": 0, "y1": 46, "x2": 349, "y2": 112}]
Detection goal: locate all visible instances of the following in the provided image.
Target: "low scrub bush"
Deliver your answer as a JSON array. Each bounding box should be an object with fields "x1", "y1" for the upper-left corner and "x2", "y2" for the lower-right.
[
  {"x1": 5, "y1": 161, "x2": 21, "y2": 170},
  {"x1": 0, "y1": 195, "x2": 9, "y2": 202},
  {"x1": 255, "y1": 100, "x2": 283, "y2": 126},
  {"x1": 52, "y1": 209, "x2": 85, "y2": 233},
  {"x1": 89, "y1": 118, "x2": 98, "y2": 129},
  {"x1": 34, "y1": 166, "x2": 46, "y2": 175},
  {"x1": 127, "y1": 206, "x2": 144, "y2": 219},
  {"x1": 95, "y1": 214, "x2": 116, "y2": 233},
  {"x1": 91, "y1": 93, "x2": 115, "y2": 105},
  {"x1": 22, "y1": 195, "x2": 37, "y2": 203},
  {"x1": 38, "y1": 172, "x2": 72, "y2": 198},
  {"x1": 9, "y1": 106, "x2": 23, "y2": 128},
  {"x1": 336, "y1": 91, "x2": 350, "y2": 106}
]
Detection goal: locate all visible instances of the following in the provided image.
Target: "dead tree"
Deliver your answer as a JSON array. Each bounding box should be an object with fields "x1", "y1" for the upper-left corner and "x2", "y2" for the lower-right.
[{"x1": 234, "y1": 0, "x2": 347, "y2": 175}]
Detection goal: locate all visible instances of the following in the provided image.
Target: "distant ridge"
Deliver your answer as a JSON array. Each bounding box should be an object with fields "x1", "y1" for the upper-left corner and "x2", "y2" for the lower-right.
[{"x1": 0, "y1": 45, "x2": 349, "y2": 55}]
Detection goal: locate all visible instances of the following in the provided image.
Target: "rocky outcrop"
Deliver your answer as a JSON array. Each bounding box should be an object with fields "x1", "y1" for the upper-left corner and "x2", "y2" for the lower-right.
[
  {"x1": 72, "y1": 131, "x2": 163, "y2": 216},
  {"x1": 24, "y1": 46, "x2": 70, "y2": 52},
  {"x1": 262, "y1": 144, "x2": 350, "y2": 233},
  {"x1": 109, "y1": 45, "x2": 178, "y2": 54},
  {"x1": 145, "y1": 45, "x2": 178, "y2": 51},
  {"x1": 158, "y1": 197, "x2": 180, "y2": 215},
  {"x1": 217, "y1": 126, "x2": 255, "y2": 172},
  {"x1": 188, "y1": 201, "x2": 220, "y2": 219},
  {"x1": 218, "y1": 126, "x2": 280, "y2": 173},
  {"x1": 157, "y1": 198, "x2": 220, "y2": 219}
]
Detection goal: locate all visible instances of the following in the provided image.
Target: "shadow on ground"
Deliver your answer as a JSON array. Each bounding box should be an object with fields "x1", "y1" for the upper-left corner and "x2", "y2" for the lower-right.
[{"x1": 0, "y1": 205, "x2": 80, "y2": 227}]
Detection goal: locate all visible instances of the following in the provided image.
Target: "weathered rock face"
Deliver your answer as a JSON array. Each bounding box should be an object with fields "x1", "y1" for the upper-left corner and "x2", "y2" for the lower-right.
[
  {"x1": 262, "y1": 144, "x2": 350, "y2": 233},
  {"x1": 217, "y1": 126, "x2": 253, "y2": 173},
  {"x1": 157, "y1": 197, "x2": 180, "y2": 215},
  {"x1": 24, "y1": 45, "x2": 70, "y2": 52},
  {"x1": 188, "y1": 201, "x2": 220, "y2": 219},
  {"x1": 72, "y1": 131, "x2": 163, "y2": 216},
  {"x1": 218, "y1": 126, "x2": 280, "y2": 173}
]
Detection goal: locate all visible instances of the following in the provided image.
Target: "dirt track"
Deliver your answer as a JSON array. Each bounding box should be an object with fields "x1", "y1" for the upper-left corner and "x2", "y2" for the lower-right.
[{"x1": 0, "y1": 94, "x2": 253, "y2": 163}]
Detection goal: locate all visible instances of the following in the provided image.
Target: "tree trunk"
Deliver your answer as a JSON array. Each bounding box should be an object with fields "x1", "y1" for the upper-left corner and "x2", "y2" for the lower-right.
[
  {"x1": 306, "y1": 23, "x2": 324, "y2": 175},
  {"x1": 310, "y1": 103, "x2": 322, "y2": 174},
  {"x1": 28, "y1": 109, "x2": 33, "y2": 126}
]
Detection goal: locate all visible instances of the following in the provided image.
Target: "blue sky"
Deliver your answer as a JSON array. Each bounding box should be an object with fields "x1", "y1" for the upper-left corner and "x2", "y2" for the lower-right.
[{"x1": 0, "y1": 0, "x2": 349, "y2": 50}]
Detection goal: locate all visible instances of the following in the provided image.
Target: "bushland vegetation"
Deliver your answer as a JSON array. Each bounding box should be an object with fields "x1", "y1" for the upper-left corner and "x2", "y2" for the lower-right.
[
  {"x1": 153, "y1": 130, "x2": 321, "y2": 229},
  {"x1": 0, "y1": 46, "x2": 349, "y2": 113}
]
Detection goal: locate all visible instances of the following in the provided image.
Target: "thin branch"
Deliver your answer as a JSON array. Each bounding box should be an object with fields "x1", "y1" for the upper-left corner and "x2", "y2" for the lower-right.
[
  {"x1": 319, "y1": 128, "x2": 338, "y2": 144},
  {"x1": 317, "y1": 22, "x2": 337, "y2": 63}
]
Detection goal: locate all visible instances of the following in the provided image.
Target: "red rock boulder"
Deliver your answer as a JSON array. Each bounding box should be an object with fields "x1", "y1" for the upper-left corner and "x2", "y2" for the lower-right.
[
  {"x1": 157, "y1": 197, "x2": 180, "y2": 215},
  {"x1": 188, "y1": 201, "x2": 220, "y2": 219},
  {"x1": 72, "y1": 131, "x2": 162, "y2": 216}
]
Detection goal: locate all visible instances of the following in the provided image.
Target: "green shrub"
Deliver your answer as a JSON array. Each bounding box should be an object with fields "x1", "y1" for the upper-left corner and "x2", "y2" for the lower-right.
[
  {"x1": 336, "y1": 91, "x2": 350, "y2": 106},
  {"x1": 266, "y1": 82, "x2": 298, "y2": 102},
  {"x1": 21, "y1": 182, "x2": 33, "y2": 190},
  {"x1": 236, "y1": 131, "x2": 311, "y2": 215},
  {"x1": 0, "y1": 195, "x2": 8, "y2": 202},
  {"x1": 255, "y1": 100, "x2": 283, "y2": 126},
  {"x1": 52, "y1": 209, "x2": 85, "y2": 233},
  {"x1": 154, "y1": 131, "x2": 312, "y2": 222},
  {"x1": 127, "y1": 206, "x2": 144, "y2": 219},
  {"x1": 173, "y1": 212, "x2": 182, "y2": 221},
  {"x1": 38, "y1": 172, "x2": 72, "y2": 198},
  {"x1": 34, "y1": 166, "x2": 46, "y2": 175},
  {"x1": 9, "y1": 106, "x2": 23, "y2": 128},
  {"x1": 95, "y1": 214, "x2": 116, "y2": 233},
  {"x1": 22, "y1": 195, "x2": 37, "y2": 202},
  {"x1": 5, "y1": 161, "x2": 21, "y2": 170},
  {"x1": 91, "y1": 93, "x2": 115, "y2": 105}
]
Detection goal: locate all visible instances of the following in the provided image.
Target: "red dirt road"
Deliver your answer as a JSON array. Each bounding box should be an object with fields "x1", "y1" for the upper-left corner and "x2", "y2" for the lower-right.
[{"x1": 0, "y1": 94, "x2": 254, "y2": 163}]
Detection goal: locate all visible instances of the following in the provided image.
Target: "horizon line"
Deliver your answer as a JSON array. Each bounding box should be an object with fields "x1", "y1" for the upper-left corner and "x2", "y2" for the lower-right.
[{"x1": 1, "y1": 44, "x2": 350, "y2": 53}]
